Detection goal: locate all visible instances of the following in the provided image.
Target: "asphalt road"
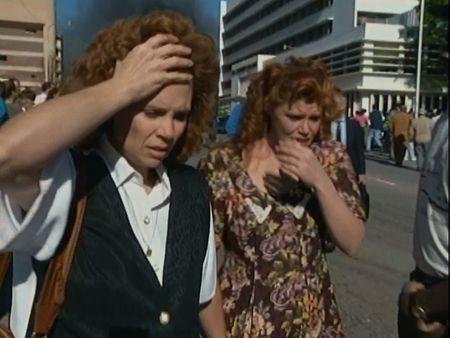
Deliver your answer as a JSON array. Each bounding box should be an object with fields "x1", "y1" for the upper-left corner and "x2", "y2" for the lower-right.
[
  {"x1": 328, "y1": 157, "x2": 420, "y2": 338},
  {"x1": 189, "y1": 147, "x2": 421, "y2": 338}
]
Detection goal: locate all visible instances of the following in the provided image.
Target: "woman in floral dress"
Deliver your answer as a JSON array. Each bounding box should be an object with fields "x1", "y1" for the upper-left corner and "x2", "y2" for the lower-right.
[{"x1": 199, "y1": 57, "x2": 367, "y2": 338}]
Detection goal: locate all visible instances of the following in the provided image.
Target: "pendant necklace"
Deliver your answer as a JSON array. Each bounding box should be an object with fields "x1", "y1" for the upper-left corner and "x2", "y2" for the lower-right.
[{"x1": 140, "y1": 211, "x2": 159, "y2": 258}]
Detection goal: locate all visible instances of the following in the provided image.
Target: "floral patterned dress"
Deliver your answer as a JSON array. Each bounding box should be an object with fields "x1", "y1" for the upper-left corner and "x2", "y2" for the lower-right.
[{"x1": 198, "y1": 140, "x2": 366, "y2": 338}]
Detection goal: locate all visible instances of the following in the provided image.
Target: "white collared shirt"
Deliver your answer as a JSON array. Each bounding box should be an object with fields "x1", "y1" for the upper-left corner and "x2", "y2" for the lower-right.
[{"x1": 0, "y1": 138, "x2": 216, "y2": 338}]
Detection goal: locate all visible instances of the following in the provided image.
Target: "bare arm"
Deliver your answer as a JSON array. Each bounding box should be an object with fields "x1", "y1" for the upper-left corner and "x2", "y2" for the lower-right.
[
  {"x1": 0, "y1": 34, "x2": 193, "y2": 209},
  {"x1": 313, "y1": 176, "x2": 365, "y2": 256},
  {"x1": 199, "y1": 287, "x2": 227, "y2": 338}
]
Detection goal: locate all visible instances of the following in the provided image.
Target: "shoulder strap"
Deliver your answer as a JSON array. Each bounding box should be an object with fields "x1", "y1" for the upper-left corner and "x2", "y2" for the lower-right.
[
  {"x1": 31, "y1": 151, "x2": 89, "y2": 337},
  {"x1": 0, "y1": 254, "x2": 10, "y2": 291}
]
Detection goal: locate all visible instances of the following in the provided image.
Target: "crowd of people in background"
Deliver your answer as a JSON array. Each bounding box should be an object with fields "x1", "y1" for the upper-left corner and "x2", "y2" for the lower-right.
[
  {"x1": 350, "y1": 104, "x2": 443, "y2": 171},
  {"x1": 0, "y1": 78, "x2": 58, "y2": 127}
]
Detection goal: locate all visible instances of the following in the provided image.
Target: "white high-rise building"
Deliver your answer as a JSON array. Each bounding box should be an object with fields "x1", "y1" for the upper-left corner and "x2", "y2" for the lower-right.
[
  {"x1": 221, "y1": 0, "x2": 447, "y2": 115},
  {"x1": 0, "y1": 0, "x2": 57, "y2": 88}
]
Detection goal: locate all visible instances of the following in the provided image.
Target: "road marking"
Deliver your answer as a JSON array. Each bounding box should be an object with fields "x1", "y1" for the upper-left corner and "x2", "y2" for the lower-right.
[{"x1": 366, "y1": 175, "x2": 397, "y2": 186}]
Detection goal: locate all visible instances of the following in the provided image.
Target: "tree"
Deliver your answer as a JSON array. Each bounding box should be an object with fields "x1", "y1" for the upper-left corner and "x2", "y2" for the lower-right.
[{"x1": 420, "y1": 0, "x2": 448, "y2": 90}]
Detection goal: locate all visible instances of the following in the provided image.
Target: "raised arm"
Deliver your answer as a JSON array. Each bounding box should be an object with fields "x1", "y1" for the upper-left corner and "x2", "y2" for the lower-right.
[{"x1": 0, "y1": 34, "x2": 193, "y2": 209}]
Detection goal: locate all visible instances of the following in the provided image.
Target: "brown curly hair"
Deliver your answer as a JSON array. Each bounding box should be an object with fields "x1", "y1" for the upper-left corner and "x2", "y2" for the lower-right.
[
  {"x1": 235, "y1": 57, "x2": 340, "y2": 147},
  {"x1": 61, "y1": 11, "x2": 219, "y2": 162}
]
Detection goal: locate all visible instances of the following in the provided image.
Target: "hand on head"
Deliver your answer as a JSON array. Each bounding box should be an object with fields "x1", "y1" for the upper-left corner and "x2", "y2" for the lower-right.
[{"x1": 113, "y1": 34, "x2": 194, "y2": 103}]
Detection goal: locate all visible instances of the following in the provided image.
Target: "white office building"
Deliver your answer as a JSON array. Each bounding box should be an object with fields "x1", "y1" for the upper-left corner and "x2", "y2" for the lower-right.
[
  {"x1": 0, "y1": 0, "x2": 59, "y2": 88},
  {"x1": 221, "y1": 0, "x2": 447, "y2": 115}
]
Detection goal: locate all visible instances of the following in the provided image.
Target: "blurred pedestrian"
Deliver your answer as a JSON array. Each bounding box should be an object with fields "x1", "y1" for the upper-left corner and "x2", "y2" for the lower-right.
[
  {"x1": 404, "y1": 109, "x2": 417, "y2": 162},
  {"x1": 398, "y1": 5, "x2": 448, "y2": 335},
  {"x1": 390, "y1": 105, "x2": 412, "y2": 167},
  {"x1": 332, "y1": 91, "x2": 366, "y2": 179},
  {"x1": 199, "y1": 57, "x2": 366, "y2": 337},
  {"x1": 224, "y1": 99, "x2": 242, "y2": 137},
  {"x1": 0, "y1": 11, "x2": 225, "y2": 338},
  {"x1": 0, "y1": 82, "x2": 8, "y2": 126},
  {"x1": 353, "y1": 108, "x2": 369, "y2": 145},
  {"x1": 410, "y1": 109, "x2": 434, "y2": 171},
  {"x1": 34, "y1": 81, "x2": 53, "y2": 105},
  {"x1": 46, "y1": 86, "x2": 58, "y2": 101},
  {"x1": 18, "y1": 88, "x2": 36, "y2": 112},
  {"x1": 382, "y1": 110, "x2": 393, "y2": 156},
  {"x1": 432, "y1": 109, "x2": 443, "y2": 128},
  {"x1": 3, "y1": 79, "x2": 20, "y2": 118},
  {"x1": 367, "y1": 104, "x2": 384, "y2": 151},
  {"x1": 398, "y1": 111, "x2": 448, "y2": 338}
]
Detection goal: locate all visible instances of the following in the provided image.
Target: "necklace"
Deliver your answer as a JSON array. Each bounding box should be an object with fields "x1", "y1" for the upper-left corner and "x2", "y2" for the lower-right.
[{"x1": 138, "y1": 210, "x2": 159, "y2": 258}]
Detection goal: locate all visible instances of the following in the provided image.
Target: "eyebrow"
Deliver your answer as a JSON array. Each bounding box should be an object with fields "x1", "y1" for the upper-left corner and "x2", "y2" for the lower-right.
[{"x1": 144, "y1": 105, "x2": 190, "y2": 114}]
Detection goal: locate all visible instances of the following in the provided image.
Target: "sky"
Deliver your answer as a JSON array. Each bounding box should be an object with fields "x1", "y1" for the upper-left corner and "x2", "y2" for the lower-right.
[{"x1": 55, "y1": 0, "x2": 221, "y2": 75}]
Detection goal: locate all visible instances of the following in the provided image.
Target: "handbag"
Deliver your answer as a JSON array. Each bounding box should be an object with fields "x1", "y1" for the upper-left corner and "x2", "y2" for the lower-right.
[
  {"x1": 0, "y1": 151, "x2": 88, "y2": 338},
  {"x1": 358, "y1": 181, "x2": 370, "y2": 218}
]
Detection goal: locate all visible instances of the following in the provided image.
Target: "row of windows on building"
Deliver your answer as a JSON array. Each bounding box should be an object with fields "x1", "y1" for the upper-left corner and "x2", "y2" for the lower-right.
[
  {"x1": 224, "y1": 0, "x2": 334, "y2": 40},
  {"x1": 221, "y1": 19, "x2": 333, "y2": 79},
  {"x1": 222, "y1": 43, "x2": 446, "y2": 92},
  {"x1": 224, "y1": 17, "x2": 333, "y2": 59}
]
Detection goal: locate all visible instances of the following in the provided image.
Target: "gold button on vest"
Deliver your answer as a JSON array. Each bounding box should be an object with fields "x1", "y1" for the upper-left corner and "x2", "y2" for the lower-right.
[{"x1": 159, "y1": 311, "x2": 170, "y2": 325}]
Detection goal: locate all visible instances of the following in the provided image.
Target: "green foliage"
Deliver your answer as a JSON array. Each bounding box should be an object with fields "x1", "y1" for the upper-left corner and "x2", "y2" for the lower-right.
[{"x1": 410, "y1": 0, "x2": 448, "y2": 90}]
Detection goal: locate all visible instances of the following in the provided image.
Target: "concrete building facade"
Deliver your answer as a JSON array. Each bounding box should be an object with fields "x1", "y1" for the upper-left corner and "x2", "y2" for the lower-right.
[
  {"x1": 0, "y1": 0, "x2": 57, "y2": 88},
  {"x1": 221, "y1": 0, "x2": 447, "y2": 115}
]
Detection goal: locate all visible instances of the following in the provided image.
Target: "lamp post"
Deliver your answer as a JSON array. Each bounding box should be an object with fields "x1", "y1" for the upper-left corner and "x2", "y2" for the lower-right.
[{"x1": 414, "y1": 0, "x2": 425, "y2": 118}]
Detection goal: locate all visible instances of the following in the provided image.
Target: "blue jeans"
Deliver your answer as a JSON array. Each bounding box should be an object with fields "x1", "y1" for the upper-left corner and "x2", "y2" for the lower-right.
[{"x1": 366, "y1": 129, "x2": 383, "y2": 151}]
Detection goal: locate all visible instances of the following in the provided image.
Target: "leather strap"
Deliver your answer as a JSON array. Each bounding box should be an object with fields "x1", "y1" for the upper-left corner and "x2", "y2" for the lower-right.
[
  {"x1": 0, "y1": 152, "x2": 88, "y2": 337},
  {"x1": 31, "y1": 151, "x2": 88, "y2": 337},
  {"x1": 0, "y1": 254, "x2": 10, "y2": 291}
]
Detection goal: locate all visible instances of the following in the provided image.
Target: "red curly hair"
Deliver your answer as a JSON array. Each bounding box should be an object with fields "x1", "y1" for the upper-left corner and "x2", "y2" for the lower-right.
[
  {"x1": 235, "y1": 57, "x2": 340, "y2": 147},
  {"x1": 61, "y1": 11, "x2": 219, "y2": 162}
]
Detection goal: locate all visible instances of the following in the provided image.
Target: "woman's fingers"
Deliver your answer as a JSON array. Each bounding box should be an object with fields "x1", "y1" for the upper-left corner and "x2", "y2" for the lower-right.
[
  {"x1": 161, "y1": 56, "x2": 194, "y2": 71},
  {"x1": 143, "y1": 34, "x2": 179, "y2": 49},
  {"x1": 156, "y1": 43, "x2": 192, "y2": 59},
  {"x1": 160, "y1": 71, "x2": 193, "y2": 85},
  {"x1": 112, "y1": 33, "x2": 195, "y2": 103},
  {"x1": 276, "y1": 153, "x2": 300, "y2": 168}
]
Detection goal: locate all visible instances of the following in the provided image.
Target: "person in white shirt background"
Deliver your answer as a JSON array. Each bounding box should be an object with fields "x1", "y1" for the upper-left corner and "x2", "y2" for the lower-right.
[
  {"x1": 33, "y1": 81, "x2": 53, "y2": 106},
  {"x1": 0, "y1": 11, "x2": 226, "y2": 338}
]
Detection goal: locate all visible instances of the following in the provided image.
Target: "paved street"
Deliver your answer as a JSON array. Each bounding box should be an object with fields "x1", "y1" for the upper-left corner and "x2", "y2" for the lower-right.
[
  {"x1": 329, "y1": 156, "x2": 420, "y2": 338},
  {"x1": 189, "y1": 147, "x2": 421, "y2": 338}
]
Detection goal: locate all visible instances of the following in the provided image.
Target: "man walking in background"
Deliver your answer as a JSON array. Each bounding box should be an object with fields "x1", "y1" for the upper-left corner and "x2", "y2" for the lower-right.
[
  {"x1": 410, "y1": 109, "x2": 434, "y2": 171},
  {"x1": 390, "y1": 105, "x2": 412, "y2": 167},
  {"x1": 367, "y1": 104, "x2": 384, "y2": 151},
  {"x1": 332, "y1": 93, "x2": 366, "y2": 179}
]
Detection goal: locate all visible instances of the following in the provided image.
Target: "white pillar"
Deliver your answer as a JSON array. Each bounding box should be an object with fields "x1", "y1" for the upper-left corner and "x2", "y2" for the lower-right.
[
  {"x1": 352, "y1": 92, "x2": 359, "y2": 115},
  {"x1": 361, "y1": 93, "x2": 370, "y2": 112},
  {"x1": 380, "y1": 94, "x2": 384, "y2": 111},
  {"x1": 388, "y1": 95, "x2": 393, "y2": 110},
  {"x1": 370, "y1": 94, "x2": 376, "y2": 110},
  {"x1": 405, "y1": 95, "x2": 413, "y2": 112}
]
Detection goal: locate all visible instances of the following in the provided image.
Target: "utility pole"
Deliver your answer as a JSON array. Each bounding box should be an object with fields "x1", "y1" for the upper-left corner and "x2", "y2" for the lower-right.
[{"x1": 415, "y1": 0, "x2": 425, "y2": 118}]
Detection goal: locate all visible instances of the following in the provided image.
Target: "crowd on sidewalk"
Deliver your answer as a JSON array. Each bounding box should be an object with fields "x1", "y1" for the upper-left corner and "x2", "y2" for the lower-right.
[
  {"x1": 353, "y1": 105, "x2": 442, "y2": 171},
  {"x1": 0, "y1": 79, "x2": 58, "y2": 127}
]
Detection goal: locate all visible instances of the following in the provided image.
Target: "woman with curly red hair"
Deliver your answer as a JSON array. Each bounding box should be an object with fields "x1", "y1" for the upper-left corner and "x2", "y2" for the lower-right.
[
  {"x1": 199, "y1": 57, "x2": 367, "y2": 337},
  {"x1": 0, "y1": 11, "x2": 225, "y2": 338}
]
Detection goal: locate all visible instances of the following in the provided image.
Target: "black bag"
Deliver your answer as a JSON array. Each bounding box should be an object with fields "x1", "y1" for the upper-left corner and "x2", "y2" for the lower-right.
[{"x1": 358, "y1": 182, "x2": 370, "y2": 218}]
